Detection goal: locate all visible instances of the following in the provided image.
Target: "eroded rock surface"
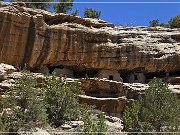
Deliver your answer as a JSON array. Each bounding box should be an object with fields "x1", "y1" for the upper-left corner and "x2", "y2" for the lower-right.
[
  {"x1": 79, "y1": 95, "x2": 127, "y2": 114},
  {"x1": 0, "y1": 64, "x2": 179, "y2": 116},
  {"x1": 0, "y1": 63, "x2": 16, "y2": 81},
  {"x1": 0, "y1": 3, "x2": 179, "y2": 74},
  {"x1": 0, "y1": 2, "x2": 180, "y2": 121}
]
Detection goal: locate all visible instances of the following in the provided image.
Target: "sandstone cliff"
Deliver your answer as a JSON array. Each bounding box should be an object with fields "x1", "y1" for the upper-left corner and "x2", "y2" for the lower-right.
[{"x1": 0, "y1": 2, "x2": 180, "y2": 74}]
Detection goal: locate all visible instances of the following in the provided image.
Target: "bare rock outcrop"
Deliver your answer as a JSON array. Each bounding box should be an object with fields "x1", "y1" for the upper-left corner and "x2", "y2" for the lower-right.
[
  {"x1": 0, "y1": 64, "x2": 46, "y2": 92},
  {"x1": 0, "y1": 64, "x2": 179, "y2": 115},
  {"x1": 0, "y1": 63, "x2": 16, "y2": 80},
  {"x1": 79, "y1": 95, "x2": 127, "y2": 114},
  {"x1": 0, "y1": 4, "x2": 179, "y2": 74}
]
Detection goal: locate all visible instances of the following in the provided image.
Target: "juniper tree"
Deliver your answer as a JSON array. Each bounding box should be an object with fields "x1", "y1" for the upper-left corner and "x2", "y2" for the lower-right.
[
  {"x1": 82, "y1": 110, "x2": 107, "y2": 135},
  {"x1": 2, "y1": 72, "x2": 47, "y2": 132},
  {"x1": 123, "y1": 78, "x2": 180, "y2": 132},
  {"x1": 44, "y1": 73, "x2": 107, "y2": 133},
  {"x1": 44, "y1": 73, "x2": 84, "y2": 127}
]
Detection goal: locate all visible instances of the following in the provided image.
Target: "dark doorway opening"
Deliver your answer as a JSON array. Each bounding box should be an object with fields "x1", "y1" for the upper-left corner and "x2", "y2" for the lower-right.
[
  {"x1": 134, "y1": 75, "x2": 138, "y2": 80},
  {"x1": 48, "y1": 66, "x2": 55, "y2": 74},
  {"x1": 109, "y1": 75, "x2": 114, "y2": 80}
]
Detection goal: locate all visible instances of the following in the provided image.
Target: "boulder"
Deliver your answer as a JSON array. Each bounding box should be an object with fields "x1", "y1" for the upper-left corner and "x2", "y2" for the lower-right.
[
  {"x1": 18, "y1": 128, "x2": 50, "y2": 135},
  {"x1": 167, "y1": 76, "x2": 180, "y2": 85},
  {"x1": 0, "y1": 64, "x2": 16, "y2": 81},
  {"x1": 61, "y1": 124, "x2": 72, "y2": 130},
  {"x1": 79, "y1": 95, "x2": 127, "y2": 113},
  {"x1": 80, "y1": 78, "x2": 127, "y2": 97},
  {"x1": 0, "y1": 79, "x2": 15, "y2": 92},
  {"x1": 7, "y1": 72, "x2": 23, "y2": 79},
  {"x1": 33, "y1": 73, "x2": 47, "y2": 84}
]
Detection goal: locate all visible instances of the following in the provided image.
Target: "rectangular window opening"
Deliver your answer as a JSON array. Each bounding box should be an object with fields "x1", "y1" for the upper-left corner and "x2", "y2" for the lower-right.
[
  {"x1": 109, "y1": 75, "x2": 114, "y2": 80},
  {"x1": 134, "y1": 75, "x2": 138, "y2": 80}
]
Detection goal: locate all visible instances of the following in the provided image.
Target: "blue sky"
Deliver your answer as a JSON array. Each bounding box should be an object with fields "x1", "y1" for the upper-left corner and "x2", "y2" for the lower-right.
[{"x1": 4, "y1": 0, "x2": 180, "y2": 26}]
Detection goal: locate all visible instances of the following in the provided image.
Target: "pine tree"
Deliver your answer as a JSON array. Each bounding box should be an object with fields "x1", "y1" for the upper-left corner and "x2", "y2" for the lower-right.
[{"x1": 54, "y1": 0, "x2": 74, "y2": 13}]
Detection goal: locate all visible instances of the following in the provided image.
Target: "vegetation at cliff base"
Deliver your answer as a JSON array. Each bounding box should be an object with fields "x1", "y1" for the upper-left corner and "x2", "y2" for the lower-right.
[
  {"x1": 83, "y1": 111, "x2": 107, "y2": 135},
  {"x1": 44, "y1": 73, "x2": 84, "y2": 127},
  {"x1": 1, "y1": 72, "x2": 47, "y2": 132},
  {"x1": 44, "y1": 73, "x2": 107, "y2": 133},
  {"x1": 0, "y1": 72, "x2": 107, "y2": 134},
  {"x1": 123, "y1": 78, "x2": 180, "y2": 132}
]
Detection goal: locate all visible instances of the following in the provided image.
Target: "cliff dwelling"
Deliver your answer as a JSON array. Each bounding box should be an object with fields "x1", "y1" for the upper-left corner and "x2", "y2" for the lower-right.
[
  {"x1": 127, "y1": 73, "x2": 146, "y2": 83},
  {"x1": 54, "y1": 67, "x2": 74, "y2": 78},
  {"x1": 35, "y1": 66, "x2": 49, "y2": 75},
  {"x1": 35, "y1": 65, "x2": 180, "y2": 84},
  {"x1": 96, "y1": 69, "x2": 123, "y2": 82}
]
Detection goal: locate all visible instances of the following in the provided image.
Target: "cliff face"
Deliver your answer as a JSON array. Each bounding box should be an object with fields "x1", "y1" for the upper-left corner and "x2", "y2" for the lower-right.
[{"x1": 0, "y1": 2, "x2": 180, "y2": 73}]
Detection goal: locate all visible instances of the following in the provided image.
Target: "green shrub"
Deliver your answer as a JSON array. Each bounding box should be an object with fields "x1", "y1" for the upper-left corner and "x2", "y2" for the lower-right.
[
  {"x1": 123, "y1": 102, "x2": 140, "y2": 132},
  {"x1": 82, "y1": 109, "x2": 107, "y2": 135},
  {"x1": 0, "y1": 72, "x2": 107, "y2": 134},
  {"x1": 0, "y1": 95, "x2": 7, "y2": 132},
  {"x1": 149, "y1": 19, "x2": 169, "y2": 28},
  {"x1": 169, "y1": 15, "x2": 180, "y2": 28},
  {"x1": 84, "y1": 8, "x2": 101, "y2": 19},
  {"x1": 44, "y1": 73, "x2": 84, "y2": 127},
  {"x1": 149, "y1": 19, "x2": 159, "y2": 27},
  {"x1": 44, "y1": 73, "x2": 107, "y2": 133},
  {"x1": 123, "y1": 78, "x2": 180, "y2": 132},
  {"x1": 2, "y1": 72, "x2": 47, "y2": 132}
]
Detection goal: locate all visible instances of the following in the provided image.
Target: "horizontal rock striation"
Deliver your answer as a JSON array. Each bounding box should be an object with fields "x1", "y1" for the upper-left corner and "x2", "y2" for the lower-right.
[{"x1": 0, "y1": 2, "x2": 180, "y2": 74}]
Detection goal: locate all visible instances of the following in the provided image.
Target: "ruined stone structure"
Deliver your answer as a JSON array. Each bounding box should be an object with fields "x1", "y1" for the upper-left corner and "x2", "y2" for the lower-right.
[
  {"x1": 35, "y1": 66, "x2": 49, "y2": 75},
  {"x1": 128, "y1": 73, "x2": 146, "y2": 83},
  {"x1": 96, "y1": 69, "x2": 123, "y2": 82},
  {"x1": 54, "y1": 67, "x2": 74, "y2": 78}
]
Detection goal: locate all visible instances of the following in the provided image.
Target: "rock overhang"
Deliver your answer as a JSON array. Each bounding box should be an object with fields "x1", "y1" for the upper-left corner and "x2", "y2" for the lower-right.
[{"x1": 0, "y1": 2, "x2": 179, "y2": 74}]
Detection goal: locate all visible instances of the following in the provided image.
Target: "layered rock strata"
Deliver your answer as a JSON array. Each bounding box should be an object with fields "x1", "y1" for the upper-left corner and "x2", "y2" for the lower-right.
[
  {"x1": 0, "y1": 63, "x2": 180, "y2": 115},
  {"x1": 0, "y1": 2, "x2": 180, "y2": 116},
  {"x1": 0, "y1": 2, "x2": 179, "y2": 75}
]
